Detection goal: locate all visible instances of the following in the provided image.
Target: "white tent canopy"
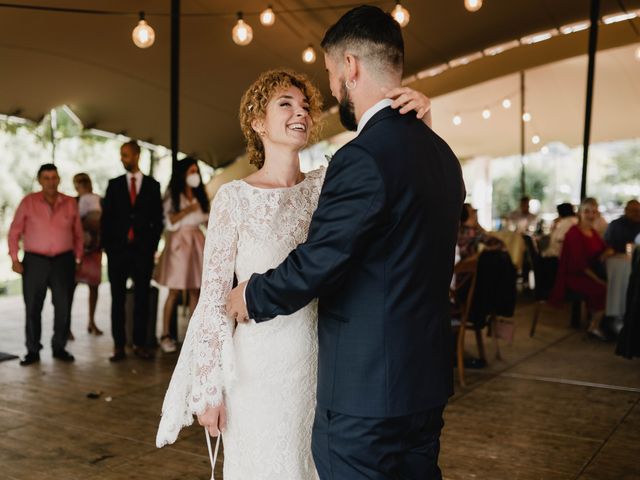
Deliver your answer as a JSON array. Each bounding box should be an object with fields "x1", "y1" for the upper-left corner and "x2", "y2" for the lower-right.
[{"x1": 1, "y1": 0, "x2": 639, "y2": 166}]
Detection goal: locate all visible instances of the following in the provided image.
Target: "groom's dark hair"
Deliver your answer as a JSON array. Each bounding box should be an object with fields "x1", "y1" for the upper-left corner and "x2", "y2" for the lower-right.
[{"x1": 321, "y1": 5, "x2": 404, "y2": 75}]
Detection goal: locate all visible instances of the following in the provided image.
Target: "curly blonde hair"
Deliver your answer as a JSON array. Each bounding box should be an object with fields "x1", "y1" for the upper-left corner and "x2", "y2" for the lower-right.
[{"x1": 239, "y1": 69, "x2": 323, "y2": 169}]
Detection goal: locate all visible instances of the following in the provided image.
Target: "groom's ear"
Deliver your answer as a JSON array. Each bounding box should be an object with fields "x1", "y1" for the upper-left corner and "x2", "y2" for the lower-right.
[{"x1": 344, "y1": 53, "x2": 359, "y2": 82}]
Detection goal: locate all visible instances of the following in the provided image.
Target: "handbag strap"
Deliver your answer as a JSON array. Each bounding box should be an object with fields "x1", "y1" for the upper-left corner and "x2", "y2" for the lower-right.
[{"x1": 204, "y1": 428, "x2": 221, "y2": 480}]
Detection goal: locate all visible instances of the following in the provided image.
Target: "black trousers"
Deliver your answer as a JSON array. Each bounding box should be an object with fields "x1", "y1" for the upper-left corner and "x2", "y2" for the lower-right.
[
  {"x1": 22, "y1": 251, "x2": 75, "y2": 354},
  {"x1": 312, "y1": 405, "x2": 446, "y2": 480},
  {"x1": 106, "y1": 246, "x2": 154, "y2": 348}
]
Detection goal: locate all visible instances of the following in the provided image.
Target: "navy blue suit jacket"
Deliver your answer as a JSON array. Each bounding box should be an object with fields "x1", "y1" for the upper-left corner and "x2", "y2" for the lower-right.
[{"x1": 246, "y1": 107, "x2": 465, "y2": 417}]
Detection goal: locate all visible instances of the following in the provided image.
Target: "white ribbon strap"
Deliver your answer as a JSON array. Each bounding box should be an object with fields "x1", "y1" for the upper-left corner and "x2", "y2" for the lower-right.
[{"x1": 204, "y1": 428, "x2": 221, "y2": 480}]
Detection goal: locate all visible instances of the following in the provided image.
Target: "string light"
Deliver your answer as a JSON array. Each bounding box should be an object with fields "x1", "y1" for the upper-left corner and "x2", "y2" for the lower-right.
[
  {"x1": 132, "y1": 12, "x2": 155, "y2": 49},
  {"x1": 522, "y1": 112, "x2": 532, "y2": 122},
  {"x1": 302, "y1": 45, "x2": 317, "y2": 64},
  {"x1": 232, "y1": 13, "x2": 253, "y2": 46},
  {"x1": 453, "y1": 114, "x2": 462, "y2": 126},
  {"x1": 464, "y1": 0, "x2": 483, "y2": 13},
  {"x1": 532, "y1": 135, "x2": 541, "y2": 144},
  {"x1": 260, "y1": 6, "x2": 275, "y2": 26},
  {"x1": 391, "y1": 1, "x2": 410, "y2": 28},
  {"x1": 502, "y1": 98, "x2": 512, "y2": 109},
  {"x1": 482, "y1": 108, "x2": 491, "y2": 119}
]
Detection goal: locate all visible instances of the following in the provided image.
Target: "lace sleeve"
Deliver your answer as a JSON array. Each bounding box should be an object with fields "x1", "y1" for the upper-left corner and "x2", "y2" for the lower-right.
[{"x1": 156, "y1": 185, "x2": 238, "y2": 447}]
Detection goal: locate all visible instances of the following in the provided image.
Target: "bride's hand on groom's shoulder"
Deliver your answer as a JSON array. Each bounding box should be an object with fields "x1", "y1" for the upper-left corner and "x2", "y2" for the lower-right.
[
  {"x1": 197, "y1": 404, "x2": 227, "y2": 437},
  {"x1": 227, "y1": 281, "x2": 250, "y2": 324},
  {"x1": 385, "y1": 87, "x2": 432, "y2": 128}
]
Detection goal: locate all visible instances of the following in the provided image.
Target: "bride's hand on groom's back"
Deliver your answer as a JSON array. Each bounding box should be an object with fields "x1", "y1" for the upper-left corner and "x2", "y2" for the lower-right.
[{"x1": 197, "y1": 404, "x2": 227, "y2": 437}]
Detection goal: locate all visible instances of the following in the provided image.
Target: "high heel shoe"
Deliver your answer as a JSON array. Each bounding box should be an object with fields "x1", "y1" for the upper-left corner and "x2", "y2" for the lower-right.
[{"x1": 87, "y1": 324, "x2": 104, "y2": 336}]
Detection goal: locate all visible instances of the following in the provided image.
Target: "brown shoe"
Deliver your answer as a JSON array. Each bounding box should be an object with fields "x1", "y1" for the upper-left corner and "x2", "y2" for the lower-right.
[
  {"x1": 109, "y1": 348, "x2": 126, "y2": 363},
  {"x1": 133, "y1": 346, "x2": 153, "y2": 360}
]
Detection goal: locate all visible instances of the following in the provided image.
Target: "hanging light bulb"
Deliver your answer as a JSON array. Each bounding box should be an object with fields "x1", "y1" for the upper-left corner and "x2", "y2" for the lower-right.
[
  {"x1": 392, "y1": 1, "x2": 410, "y2": 28},
  {"x1": 482, "y1": 108, "x2": 491, "y2": 120},
  {"x1": 260, "y1": 6, "x2": 276, "y2": 26},
  {"x1": 302, "y1": 45, "x2": 317, "y2": 64},
  {"x1": 453, "y1": 114, "x2": 462, "y2": 126},
  {"x1": 635, "y1": 45, "x2": 640, "y2": 61},
  {"x1": 132, "y1": 12, "x2": 155, "y2": 49},
  {"x1": 522, "y1": 112, "x2": 532, "y2": 122},
  {"x1": 502, "y1": 98, "x2": 512, "y2": 109},
  {"x1": 232, "y1": 13, "x2": 253, "y2": 46},
  {"x1": 464, "y1": 0, "x2": 483, "y2": 12},
  {"x1": 532, "y1": 135, "x2": 541, "y2": 144}
]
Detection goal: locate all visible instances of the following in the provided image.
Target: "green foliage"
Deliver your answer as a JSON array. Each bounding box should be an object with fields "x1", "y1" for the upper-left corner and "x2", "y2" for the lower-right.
[
  {"x1": 492, "y1": 165, "x2": 550, "y2": 218},
  {"x1": 604, "y1": 144, "x2": 640, "y2": 186}
]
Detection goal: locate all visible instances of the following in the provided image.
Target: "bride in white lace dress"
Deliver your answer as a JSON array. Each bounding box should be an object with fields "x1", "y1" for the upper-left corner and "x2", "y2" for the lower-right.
[
  {"x1": 156, "y1": 70, "x2": 325, "y2": 479},
  {"x1": 155, "y1": 68, "x2": 432, "y2": 478}
]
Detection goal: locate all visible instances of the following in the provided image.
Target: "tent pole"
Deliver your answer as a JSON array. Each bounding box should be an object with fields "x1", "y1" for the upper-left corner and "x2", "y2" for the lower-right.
[
  {"x1": 171, "y1": 0, "x2": 180, "y2": 171},
  {"x1": 519, "y1": 71, "x2": 525, "y2": 197},
  {"x1": 580, "y1": 0, "x2": 600, "y2": 200}
]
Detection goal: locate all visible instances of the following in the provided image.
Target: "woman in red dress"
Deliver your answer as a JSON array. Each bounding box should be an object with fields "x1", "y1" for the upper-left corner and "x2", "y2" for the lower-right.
[{"x1": 551, "y1": 197, "x2": 614, "y2": 339}]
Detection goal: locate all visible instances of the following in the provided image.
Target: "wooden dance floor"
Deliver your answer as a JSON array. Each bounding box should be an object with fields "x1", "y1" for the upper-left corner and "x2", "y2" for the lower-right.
[{"x1": 0, "y1": 284, "x2": 638, "y2": 479}]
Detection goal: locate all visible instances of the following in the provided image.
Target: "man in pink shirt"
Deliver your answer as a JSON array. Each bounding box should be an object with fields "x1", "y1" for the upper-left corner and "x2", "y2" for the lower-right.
[{"x1": 8, "y1": 164, "x2": 83, "y2": 366}]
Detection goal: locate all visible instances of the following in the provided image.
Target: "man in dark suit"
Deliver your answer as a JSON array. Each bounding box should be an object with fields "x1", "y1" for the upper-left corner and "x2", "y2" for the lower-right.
[
  {"x1": 102, "y1": 140, "x2": 163, "y2": 361},
  {"x1": 227, "y1": 6, "x2": 464, "y2": 479}
]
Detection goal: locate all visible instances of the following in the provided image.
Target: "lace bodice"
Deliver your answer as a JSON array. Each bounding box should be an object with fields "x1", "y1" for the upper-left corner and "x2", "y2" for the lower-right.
[{"x1": 156, "y1": 167, "x2": 325, "y2": 448}]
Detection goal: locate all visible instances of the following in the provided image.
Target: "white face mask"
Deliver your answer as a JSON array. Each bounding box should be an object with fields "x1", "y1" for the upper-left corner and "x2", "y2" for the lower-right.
[{"x1": 186, "y1": 173, "x2": 201, "y2": 188}]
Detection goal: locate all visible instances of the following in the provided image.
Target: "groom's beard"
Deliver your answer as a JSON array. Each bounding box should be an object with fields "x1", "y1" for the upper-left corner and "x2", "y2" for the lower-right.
[{"x1": 338, "y1": 84, "x2": 358, "y2": 132}]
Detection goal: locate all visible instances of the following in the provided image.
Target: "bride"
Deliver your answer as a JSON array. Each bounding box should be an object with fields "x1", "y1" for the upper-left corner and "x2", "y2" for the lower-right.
[{"x1": 156, "y1": 69, "x2": 432, "y2": 478}]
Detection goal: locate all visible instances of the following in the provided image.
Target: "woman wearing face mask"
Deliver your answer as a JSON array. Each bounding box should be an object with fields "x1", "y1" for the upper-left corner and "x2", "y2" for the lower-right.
[{"x1": 154, "y1": 157, "x2": 210, "y2": 353}]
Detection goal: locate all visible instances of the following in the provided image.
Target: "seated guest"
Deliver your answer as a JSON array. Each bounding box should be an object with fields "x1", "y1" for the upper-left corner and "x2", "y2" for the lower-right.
[
  {"x1": 550, "y1": 197, "x2": 614, "y2": 340},
  {"x1": 458, "y1": 203, "x2": 505, "y2": 260},
  {"x1": 507, "y1": 196, "x2": 538, "y2": 233},
  {"x1": 604, "y1": 199, "x2": 640, "y2": 253},
  {"x1": 543, "y1": 202, "x2": 578, "y2": 258}
]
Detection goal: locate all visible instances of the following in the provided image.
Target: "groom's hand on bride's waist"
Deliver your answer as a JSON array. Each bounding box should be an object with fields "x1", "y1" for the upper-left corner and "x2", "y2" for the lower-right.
[
  {"x1": 227, "y1": 281, "x2": 250, "y2": 323},
  {"x1": 197, "y1": 403, "x2": 227, "y2": 437}
]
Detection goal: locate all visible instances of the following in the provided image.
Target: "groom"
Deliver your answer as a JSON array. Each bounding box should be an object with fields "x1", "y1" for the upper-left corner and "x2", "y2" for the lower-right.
[{"x1": 228, "y1": 6, "x2": 464, "y2": 479}]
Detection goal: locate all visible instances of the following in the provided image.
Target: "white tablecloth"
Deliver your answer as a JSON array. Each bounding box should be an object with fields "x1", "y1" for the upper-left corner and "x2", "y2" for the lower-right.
[{"x1": 606, "y1": 255, "x2": 632, "y2": 317}]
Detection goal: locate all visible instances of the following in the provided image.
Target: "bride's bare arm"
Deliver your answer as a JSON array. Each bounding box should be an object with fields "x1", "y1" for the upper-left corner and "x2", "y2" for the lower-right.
[{"x1": 385, "y1": 87, "x2": 432, "y2": 129}]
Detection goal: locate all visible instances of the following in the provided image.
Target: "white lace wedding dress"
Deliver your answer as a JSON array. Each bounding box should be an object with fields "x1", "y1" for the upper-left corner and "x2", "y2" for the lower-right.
[{"x1": 156, "y1": 167, "x2": 325, "y2": 480}]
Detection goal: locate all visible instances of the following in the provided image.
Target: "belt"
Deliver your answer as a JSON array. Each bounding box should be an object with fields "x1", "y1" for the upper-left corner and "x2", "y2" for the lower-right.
[{"x1": 24, "y1": 250, "x2": 74, "y2": 260}]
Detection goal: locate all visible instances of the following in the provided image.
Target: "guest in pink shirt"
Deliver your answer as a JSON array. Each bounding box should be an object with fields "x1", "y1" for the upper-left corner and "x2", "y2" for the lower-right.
[{"x1": 8, "y1": 163, "x2": 83, "y2": 366}]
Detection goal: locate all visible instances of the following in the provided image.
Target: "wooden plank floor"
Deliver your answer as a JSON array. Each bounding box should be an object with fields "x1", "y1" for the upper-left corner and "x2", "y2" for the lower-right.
[{"x1": 1, "y1": 285, "x2": 638, "y2": 479}]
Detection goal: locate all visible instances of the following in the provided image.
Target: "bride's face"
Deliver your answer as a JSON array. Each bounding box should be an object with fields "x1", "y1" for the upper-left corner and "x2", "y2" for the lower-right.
[{"x1": 254, "y1": 86, "x2": 312, "y2": 151}]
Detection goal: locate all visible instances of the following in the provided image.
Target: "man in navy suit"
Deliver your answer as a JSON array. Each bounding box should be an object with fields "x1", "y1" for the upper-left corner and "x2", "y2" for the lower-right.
[
  {"x1": 228, "y1": 6, "x2": 464, "y2": 479},
  {"x1": 102, "y1": 140, "x2": 163, "y2": 362}
]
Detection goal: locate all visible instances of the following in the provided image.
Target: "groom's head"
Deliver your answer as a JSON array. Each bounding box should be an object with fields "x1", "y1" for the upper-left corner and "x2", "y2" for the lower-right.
[{"x1": 321, "y1": 5, "x2": 404, "y2": 131}]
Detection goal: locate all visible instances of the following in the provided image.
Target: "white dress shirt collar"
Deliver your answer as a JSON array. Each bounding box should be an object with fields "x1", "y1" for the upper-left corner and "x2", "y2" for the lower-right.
[
  {"x1": 357, "y1": 98, "x2": 393, "y2": 135},
  {"x1": 126, "y1": 171, "x2": 143, "y2": 195}
]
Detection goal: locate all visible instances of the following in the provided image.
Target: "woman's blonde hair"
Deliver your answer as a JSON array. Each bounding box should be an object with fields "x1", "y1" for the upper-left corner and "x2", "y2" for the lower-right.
[
  {"x1": 239, "y1": 69, "x2": 323, "y2": 169},
  {"x1": 73, "y1": 172, "x2": 93, "y2": 192},
  {"x1": 578, "y1": 197, "x2": 598, "y2": 213}
]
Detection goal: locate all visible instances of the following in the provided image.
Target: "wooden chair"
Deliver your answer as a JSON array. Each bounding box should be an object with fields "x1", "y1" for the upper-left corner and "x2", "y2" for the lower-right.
[{"x1": 450, "y1": 255, "x2": 486, "y2": 387}]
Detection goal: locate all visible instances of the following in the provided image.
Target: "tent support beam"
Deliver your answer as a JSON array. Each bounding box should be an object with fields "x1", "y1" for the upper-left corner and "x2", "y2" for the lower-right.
[
  {"x1": 580, "y1": 0, "x2": 600, "y2": 200},
  {"x1": 171, "y1": 0, "x2": 180, "y2": 170}
]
